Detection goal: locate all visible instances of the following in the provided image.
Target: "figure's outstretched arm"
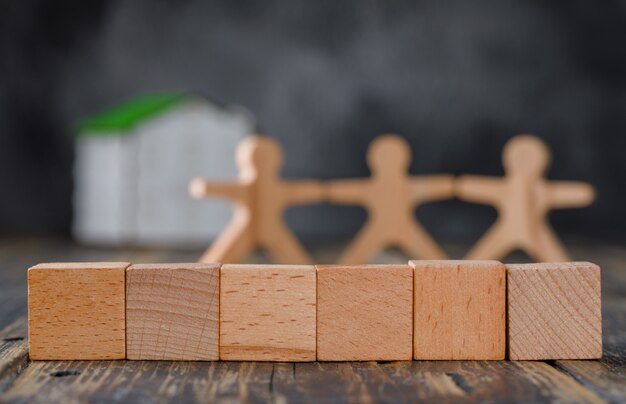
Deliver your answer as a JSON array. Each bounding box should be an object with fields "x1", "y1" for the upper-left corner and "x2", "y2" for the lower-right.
[
  {"x1": 200, "y1": 206, "x2": 254, "y2": 263},
  {"x1": 264, "y1": 222, "x2": 314, "y2": 264},
  {"x1": 544, "y1": 181, "x2": 595, "y2": 209},
  {"x1": 400, "y1": 222, "x2": 448, "y2": 260},
  {"x1": 456, "y1": 175, "x2": 505, "y2": 206},
  {"x1": 411, "y1": 174, "x2": 455, "y2": 203},
  {"x1": 189, "y1": 177, "x2": 249, "y2": 202},
  {"x1": 464, "y1": 221, "x2": 514, "y2": 260},
  {"x1": 337, "y1": 222, "x2": 383, "y2": 265},
  {"x1": 283, "y1": 180, "x2": 325, "y2": 205},
  {"x1": 325, "y1": 179, "x2": 368, "y2": 205}
]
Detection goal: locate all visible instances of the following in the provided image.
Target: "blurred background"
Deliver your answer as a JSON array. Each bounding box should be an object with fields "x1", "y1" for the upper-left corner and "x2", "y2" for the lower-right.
[{"x1": 1, "y1": 0, "x2": 625, "y2": 250}]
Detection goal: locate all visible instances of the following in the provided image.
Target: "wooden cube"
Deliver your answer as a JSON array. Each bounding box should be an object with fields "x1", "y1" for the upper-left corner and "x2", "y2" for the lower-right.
[
  {"x1": 219, "y1": 264, "x2": 316, "y2": 361},
  {"x1": 28, "y1": 262, "x2": 128, "y2": 360},
  {"x1": 316, "y1": 265, "x2": 413, "y2": 361},
  {"x1": 411, "y1": 260, "x2": 506, "y2": 360},
  {"x1": 507, "y1": 262, "x2": 602, "y2": 360},
  {"x1": 126, "y1": 263, "x2": 220, "y2": 360}
]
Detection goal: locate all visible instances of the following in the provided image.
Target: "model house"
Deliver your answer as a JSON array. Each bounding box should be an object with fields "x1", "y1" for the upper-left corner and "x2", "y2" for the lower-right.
[{"x1": 73, "y1": 92, "x2": 254, "y2": 246}]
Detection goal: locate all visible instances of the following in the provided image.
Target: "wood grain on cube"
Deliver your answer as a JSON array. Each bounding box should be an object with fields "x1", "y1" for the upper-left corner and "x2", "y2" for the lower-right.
[
  {"x1": 316, "y1": 264, "x2": 413, "y2": 361},
  {"x1": 411, "y1": 260, "x2": 506, "y2": 360},
  {"x1": 220, "y1": 264, "x2": 316, "y2": 361},
  {"x1": 28, "y1": 262, "x2": 128, "y2": 360},
  {"x1": 126, "y1": 263, "x2": 220, "y2": 360},
  {"x1": 507, "y1": 262, "x2": 602, "y2": 360}
]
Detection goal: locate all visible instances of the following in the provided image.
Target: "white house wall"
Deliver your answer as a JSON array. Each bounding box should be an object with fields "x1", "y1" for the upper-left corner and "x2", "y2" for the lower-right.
[
  {"x1": 73, "y1": 134, "x2": 138, "y2": 245},
  {"x1": 135, "y1": 98, "x2": 253, "y2": 247}
]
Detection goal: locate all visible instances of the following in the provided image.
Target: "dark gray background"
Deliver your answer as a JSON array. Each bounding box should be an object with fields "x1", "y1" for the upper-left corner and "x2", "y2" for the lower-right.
[{"x1": 1, "y1": 0, "x2": 625, "y2": 244}]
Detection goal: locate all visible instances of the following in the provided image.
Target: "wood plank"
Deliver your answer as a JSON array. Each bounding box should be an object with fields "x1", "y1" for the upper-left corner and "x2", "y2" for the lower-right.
[
  {"x1": 316, "y1": 264, "x2": 413, "y2": 361},
  {"x1": 279, "y1": 361, "x2": 417, "y2": 403},
  {"x1": 119, "y1": 361, "x2": 275, "y2": 403},
  {"x1": 265, "y1": 362, "x2": 309, "y2": 402},
  {"x1": 220, "y1": 264, "x2": 317, "y2": 361},
  {"x1": 2, "y1": 359, "x2": 607, "y2": 404},
  {"x1": 348, "y1": 361, "x2": 410, "y2": 402},
  {"x1": 0, "y1": 317, "x2": 28, "y2": 393},
  {"x1": 281, "y1": 360, "x2": 605, "y2": 403},
  {"x1": 126, "y1": 263, "x2": 220, "y2": 360},
  {"x1": 553, "y1": 298, "x2": 626, "y2": 403},
  {"x1": 289, "y1": 362, "x2": 376, "y2": 402},
  {"x1": 411, "y1": 260, "x2": 506, "y2": 360},
  {"x1": 379, "y1": 360, "x2": 605, "y2": 403},
  {"x1": 28, "y1": 262, "x2": 128, "y2": 360},
  {"x1": 1, "y1": 361, "x2": 275, "y2": 403},
  {"x1": 507, "y1": 262, "x2": 602, "y2": 360}
]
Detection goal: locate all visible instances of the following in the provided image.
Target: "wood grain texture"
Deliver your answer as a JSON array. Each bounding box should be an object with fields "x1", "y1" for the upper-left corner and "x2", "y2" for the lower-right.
[
  {"x1": 378, "y1": 360, "x2": 605, "y2": 403},
  {"x1": 126, "y1": 263, "x2": 220, "y2": 360},
  {"x1": 1, "y1": 360, "x2": 607, "y2": 404},
  {"x1": 457, "y1": 135, "x2": 595, "y2": 262},
  {"x1": 190, "y1": 135, "x2": 324, "y2": 264},
  {"x1": 220, "y1": 264, "x2": 316, "y2": 361},
  {"x1": 316, "y1": 264, "x2": 413, "y2": 361},
  {"x1": 507, "y1": 262, "x2": 602, "y2": 360},
  {"x1": 28, "y1": 262, "x2": 128, "y2": 360},
  {"x1": 0, "y1": 317, "x2": 28, "y2": 393},
  {"x1": 554, "y1": 300, "x2": 626, "y2": 403},
  {"x1": 327, "y1": 134, "x2": 454, "y2": 264},
  {"x1": 411, "y1": 260, "x2": 506, "y2": 360}
]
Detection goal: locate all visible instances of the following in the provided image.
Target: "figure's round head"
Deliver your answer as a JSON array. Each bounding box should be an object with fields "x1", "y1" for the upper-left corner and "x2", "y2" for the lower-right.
[
  {"x1": 503, "y1": 135, "x2": 551, "y2": 175},
  {"x1": 366, "y1": 134, "x2": 412, "y2": 172},
  {"x1": 236, "y1": 135, "x2": 283, "y2": 174}
]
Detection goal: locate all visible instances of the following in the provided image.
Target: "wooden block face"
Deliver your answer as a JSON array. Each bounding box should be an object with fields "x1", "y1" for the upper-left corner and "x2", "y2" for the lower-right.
[
  {"x1": 28, "y1": 262, "x2": 128, "y2": 360},
  {"x1": 507, "y1": 262, "x2": 602, "y2": 360},
  {"x1": 220, "y1": 264, "x2": 316, "y2": 361},
  {"x1": 411, "y1": 260, "x2": 506, "y2": 360},
  {"x1": 316, "y1": 265, "x2": 413, "y2": 361},
  {"x1": 126, "y1": 263, "x2": 220, "y2": 360}
]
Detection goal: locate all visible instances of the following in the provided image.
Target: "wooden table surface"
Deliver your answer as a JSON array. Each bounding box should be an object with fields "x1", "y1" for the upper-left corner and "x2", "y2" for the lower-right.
[{"x1": 0, "y1": 238, "x2": 624, "y2": 403}]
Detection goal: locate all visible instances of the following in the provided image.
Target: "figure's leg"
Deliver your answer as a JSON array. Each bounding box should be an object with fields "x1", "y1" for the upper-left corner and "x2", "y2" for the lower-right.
[
  {"x1": 337, "y1": 222, "x2": 384, "y2": 265},
  {"x1": 263, "y1": 222, "x2": 315, "y2": 264},
  {"x1": 400, "y1": 222, "x2": 448, "y2": 260},
  {"x1": 465, "y1": 221, "x2": 514, "y2": 260},
  {"x1": 200, "y1": 207, "x2": 254, "y2": 263},
  {"x1": 528, "y1": 223, "x2": 569, "y2": 262}
]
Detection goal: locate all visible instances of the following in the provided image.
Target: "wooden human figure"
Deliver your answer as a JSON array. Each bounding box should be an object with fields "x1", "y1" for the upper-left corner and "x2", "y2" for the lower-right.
[
  {"x1": 457, "y1": 134, "x2": 595, "y2": 262},
  {"x1": 189, "y1": 135, "x2": 323, "y2": 264},
  {"x1": 328, "y1": 134, "x2": 454, "y2": 264}
]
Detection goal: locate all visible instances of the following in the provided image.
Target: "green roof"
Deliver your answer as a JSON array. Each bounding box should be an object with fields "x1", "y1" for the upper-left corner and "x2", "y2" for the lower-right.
[{"x1": 75, "y1": 92, "x2": 187, "y2": 135}]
